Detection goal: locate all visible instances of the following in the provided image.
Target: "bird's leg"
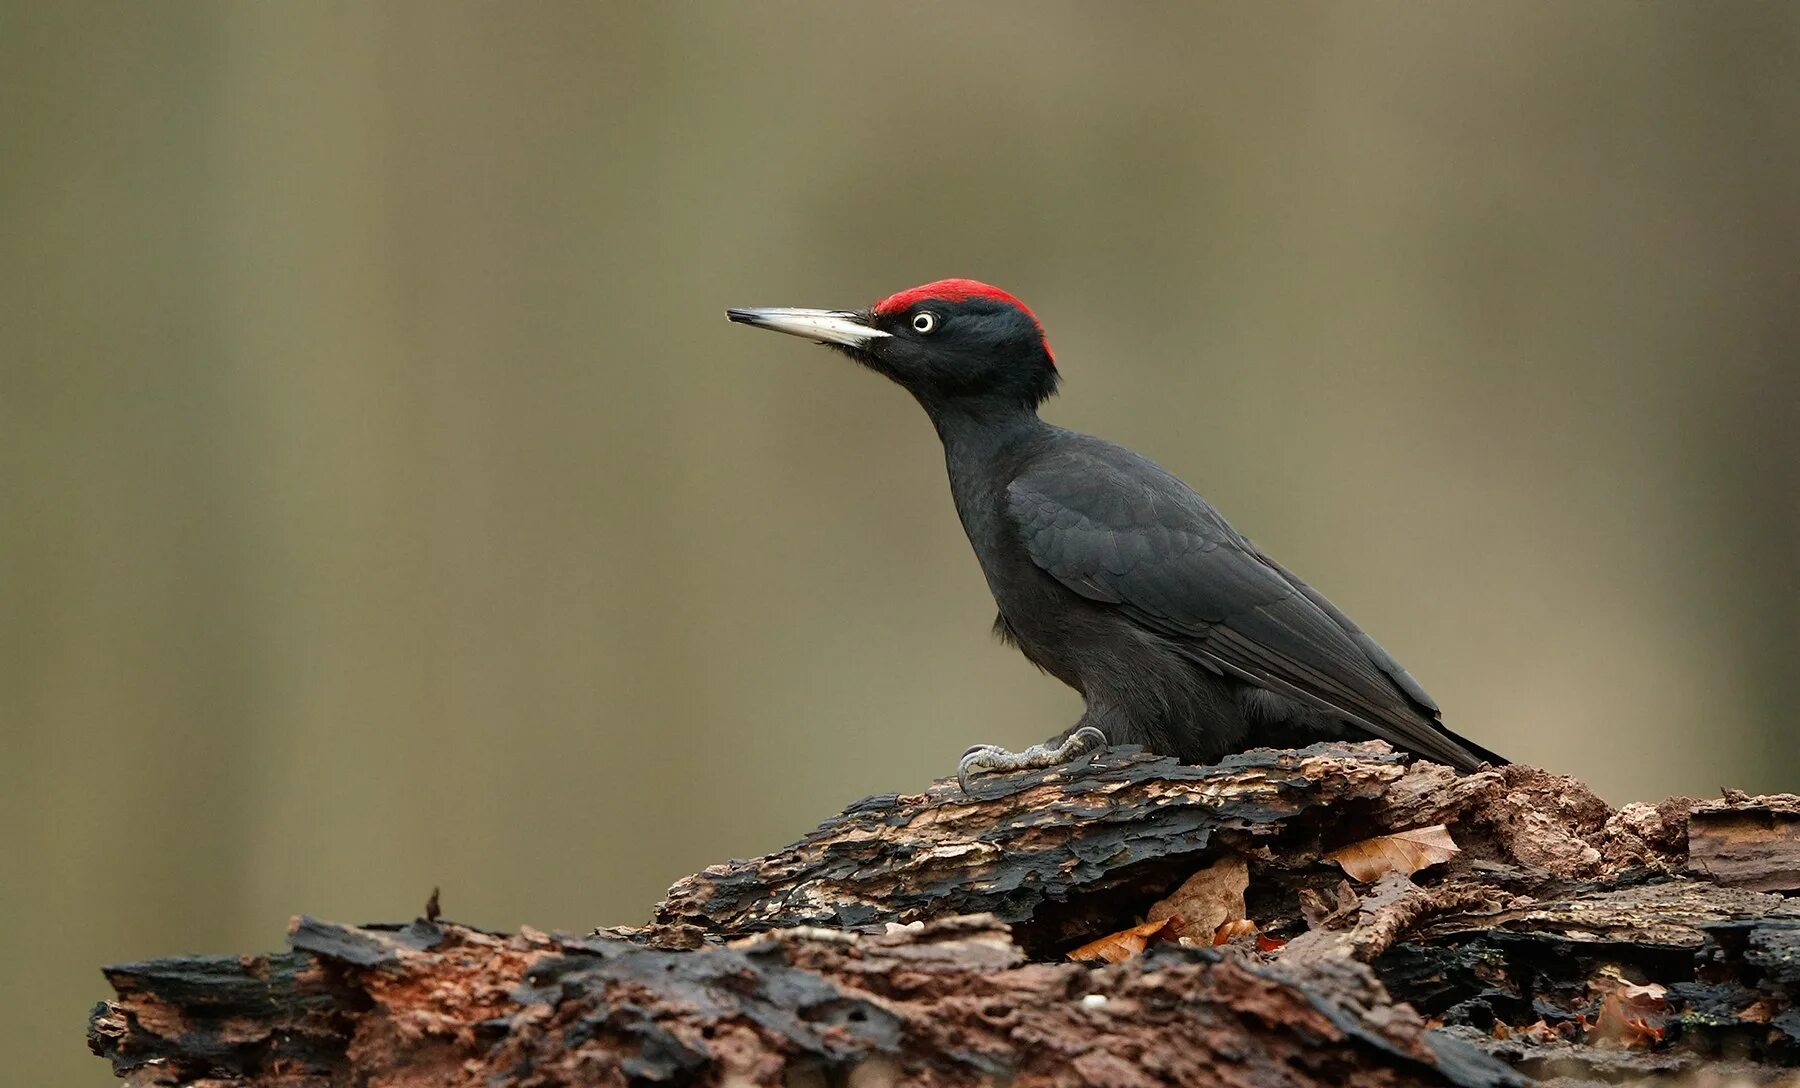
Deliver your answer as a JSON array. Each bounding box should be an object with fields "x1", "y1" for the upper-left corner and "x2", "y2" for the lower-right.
[{"x1": 957, "y1": 726, "x2": 1108, "y2": 794}]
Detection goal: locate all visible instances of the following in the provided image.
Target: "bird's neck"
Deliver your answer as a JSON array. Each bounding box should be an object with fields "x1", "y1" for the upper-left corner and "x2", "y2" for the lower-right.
[
  {"x1": 930, "y1": 402, "x2": 1050, "y2": 517},
  {"x1": 931, "y1": 401, "x2": 1046, "y2": 463}
]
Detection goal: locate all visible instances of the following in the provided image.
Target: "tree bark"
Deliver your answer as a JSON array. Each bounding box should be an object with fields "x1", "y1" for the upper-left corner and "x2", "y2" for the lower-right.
[{"x1": 88, "y1": 742, "x2": 1800, "y2": 1087}]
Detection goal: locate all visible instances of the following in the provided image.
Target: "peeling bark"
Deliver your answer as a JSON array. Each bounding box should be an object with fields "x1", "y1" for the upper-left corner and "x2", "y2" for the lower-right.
[
  {"x1": 89, "y1": 742, "x2": 1800, "y2": 1087},
  {"x1": 1689, "y1": 793, "x2": 1800, "y2": 893}
]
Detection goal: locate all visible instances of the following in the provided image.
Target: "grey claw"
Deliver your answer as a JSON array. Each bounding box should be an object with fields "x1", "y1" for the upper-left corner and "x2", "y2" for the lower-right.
[
  {"x1": 955, "y1": 727, "x2": 1110, "y2": 794},
  {"x1": 1067, "y1": 726, "x2": 1107, "y2": 753},
  {"x1": 957, "y1": 743, "x2": 1005, "y2": 792}
]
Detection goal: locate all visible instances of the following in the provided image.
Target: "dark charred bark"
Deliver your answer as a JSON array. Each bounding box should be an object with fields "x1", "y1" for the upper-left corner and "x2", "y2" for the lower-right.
[{"x1": 88, "y1": 742, "x2": 1800, "y2": 1087}]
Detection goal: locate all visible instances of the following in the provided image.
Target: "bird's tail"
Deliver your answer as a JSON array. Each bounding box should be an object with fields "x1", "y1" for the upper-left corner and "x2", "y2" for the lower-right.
[{"x1": 1438, "y1": 723, "x2": 1508, "y2": 769}]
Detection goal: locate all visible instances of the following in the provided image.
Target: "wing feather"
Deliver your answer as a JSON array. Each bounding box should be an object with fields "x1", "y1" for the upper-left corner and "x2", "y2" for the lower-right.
[{"x1": 1007, "y1": 438, "x2": 1496, "y2": 771}]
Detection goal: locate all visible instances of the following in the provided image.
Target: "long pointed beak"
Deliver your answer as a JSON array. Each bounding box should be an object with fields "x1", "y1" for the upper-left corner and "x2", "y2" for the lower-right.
[{"x1": 726, "y1": 307, "x2": 891, "y2": 349}]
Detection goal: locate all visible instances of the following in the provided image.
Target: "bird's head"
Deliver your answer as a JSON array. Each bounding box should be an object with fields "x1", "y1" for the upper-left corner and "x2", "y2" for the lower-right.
[{"x1": 728, "y1": 279, "x2": 1058, "y2": 413}]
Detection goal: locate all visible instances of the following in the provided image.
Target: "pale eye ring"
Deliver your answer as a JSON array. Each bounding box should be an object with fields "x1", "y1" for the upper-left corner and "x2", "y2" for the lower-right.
[{"x1": 912, "y1": 311, "x2": 938, "y2": 334}]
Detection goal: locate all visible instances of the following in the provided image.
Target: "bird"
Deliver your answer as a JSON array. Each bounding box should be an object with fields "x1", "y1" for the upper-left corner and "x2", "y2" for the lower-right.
[{"x1": 726, "y1": 279, "x2": 1504, "y2": 790}]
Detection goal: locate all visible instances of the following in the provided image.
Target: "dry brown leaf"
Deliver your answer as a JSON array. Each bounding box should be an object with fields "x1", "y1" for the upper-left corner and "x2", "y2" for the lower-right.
[
  {"x1": 1255, "y1": 933, "x2": 1287, "y2": 953},
  {"x1": 1298, "y1": 880, "x2": 1361, "y2": 929},
  {"x1": 1618, "y1": 982, "x2": 1667, "y2": 1004},
  {"x1": 1586, "y1": 969, "x2": 1669, "y2": 1048},
  {"x1": 1626, "y1": 1014, "x2": 1665, "y2": 1046},
  {"x1": 1588, "y1": 967, "x2": 1667, "y2": 1006},
  {"x1": 1147, "y1": 856, "x2": 1249, "y2": 943},
  {"x1": 1590, "y1": 993, "x2": 1630, "y2": 1045},
  {"x1": 1067, "y1": 916, "x2": 1179, "y2": 964},
  {"x1": 1327, "y1": 824, "x2": 1460, "y2": 882},
  {"x1": 1590, "y1": 992, "x2": 1667, "y2": 1048},
  {"x1": 1212, "y1": 919, "x2": 1259, "y2": 945},
  {"x1": 1514, "y1": 1019, "x2": 1574, "y2": 1044}
]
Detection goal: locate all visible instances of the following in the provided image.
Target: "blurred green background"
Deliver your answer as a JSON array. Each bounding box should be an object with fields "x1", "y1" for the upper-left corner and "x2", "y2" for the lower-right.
[{"x1": 5, "y1": 3, "x2": 1799, "y2": 1084}]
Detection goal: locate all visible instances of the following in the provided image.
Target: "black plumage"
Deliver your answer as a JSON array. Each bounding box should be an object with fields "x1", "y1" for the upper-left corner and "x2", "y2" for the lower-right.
[{"x1": 727, "y1": 280, "x2": 1503, "y2": 775}]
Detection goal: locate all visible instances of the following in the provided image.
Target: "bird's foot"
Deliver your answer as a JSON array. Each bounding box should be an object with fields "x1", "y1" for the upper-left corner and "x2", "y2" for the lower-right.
[{"x1": 956, "y1": 726, "x2": 1108, "y2": 794}]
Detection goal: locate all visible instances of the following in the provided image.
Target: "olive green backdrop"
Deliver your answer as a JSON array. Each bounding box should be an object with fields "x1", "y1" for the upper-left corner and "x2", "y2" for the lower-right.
[{"x1": 5, "y1": 3, "x2": 1798, "y2": 1084}]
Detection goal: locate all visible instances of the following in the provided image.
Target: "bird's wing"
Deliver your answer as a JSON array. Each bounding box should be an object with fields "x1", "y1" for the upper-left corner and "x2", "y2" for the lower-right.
[
  {"x1": 1006, "y1": 439, "x2": 1486, "y2": 770},
  {"x1": 1249, "y1": 548, "x2": 1439, "y2": 715}
]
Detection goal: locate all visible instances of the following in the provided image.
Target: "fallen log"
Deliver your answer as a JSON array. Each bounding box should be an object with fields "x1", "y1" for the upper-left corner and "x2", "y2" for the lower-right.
[{"x1": 88, "y1": 742, "x2": 1800, "y2": 1086}]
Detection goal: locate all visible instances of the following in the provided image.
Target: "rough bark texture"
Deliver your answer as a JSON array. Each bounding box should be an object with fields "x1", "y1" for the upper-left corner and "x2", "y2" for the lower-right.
[{"x1": 89, "y1": 742, "x2": 1800, "y2": 1087}]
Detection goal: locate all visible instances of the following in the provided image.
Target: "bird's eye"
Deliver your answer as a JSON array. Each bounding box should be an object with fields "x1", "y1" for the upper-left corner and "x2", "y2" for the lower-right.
[{"x1": 912, "y1": 311, "x2": 938, "y2": 334}]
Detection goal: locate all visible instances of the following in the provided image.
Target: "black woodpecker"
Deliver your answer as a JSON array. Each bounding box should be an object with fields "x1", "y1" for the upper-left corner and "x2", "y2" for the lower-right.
[{"x1": 728, "y1": 279, "x2": 1504, "y2": 790}]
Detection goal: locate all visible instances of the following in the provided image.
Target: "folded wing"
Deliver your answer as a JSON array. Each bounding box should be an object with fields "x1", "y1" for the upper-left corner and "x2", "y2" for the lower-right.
[{"x1": 1007, "y1": 439, "x2": 1495, "y2": 771}]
